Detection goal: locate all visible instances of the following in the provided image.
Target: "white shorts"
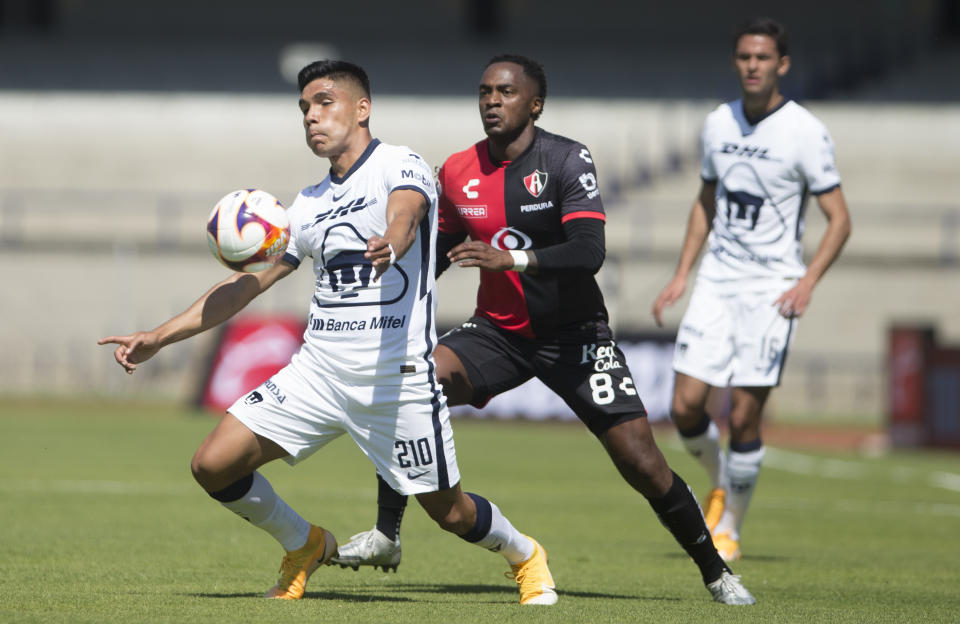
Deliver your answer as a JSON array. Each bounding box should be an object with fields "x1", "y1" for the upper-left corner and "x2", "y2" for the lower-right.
[
  {"x1": 227, "y1": 358, "x2": 461, "y2": 496},
  {"x1": 672, "y1": 281, "x2": 797, "y2": 387}
]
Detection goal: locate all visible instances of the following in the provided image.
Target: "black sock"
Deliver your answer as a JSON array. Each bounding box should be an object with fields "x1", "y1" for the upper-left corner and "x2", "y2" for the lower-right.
[
  {"x1": 646, "y1": 471, "x2": 729, "y2": 585},
  {"x1": 676, "y1": 412, "x2": 712, "y2": 438},
  {"x1": 375, "y1": 473, "x2": 408, "y2": 541},
  {"x1": 207, "y1": 473, "x2": 254, "y2": 502}
]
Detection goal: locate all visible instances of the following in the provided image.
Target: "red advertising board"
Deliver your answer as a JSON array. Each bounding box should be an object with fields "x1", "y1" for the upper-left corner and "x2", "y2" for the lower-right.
[
  {"x1": 887, "y1": 325, "x2": 960, "y2": 449},
  {"x1": 199, "y1": 315, "x2": 306, "y2": 413},
  {"x1": 888, "y1": 326, "x2": 932, "y2": 426}
]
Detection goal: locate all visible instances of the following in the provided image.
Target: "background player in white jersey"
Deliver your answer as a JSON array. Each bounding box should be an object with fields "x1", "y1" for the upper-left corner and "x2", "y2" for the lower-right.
[
  {"x1": 98, "y1": 60, "x2": 557, "y2": 606},
  {"x1": 652, "y1": 18, "x2": 852, "y2": 561}
]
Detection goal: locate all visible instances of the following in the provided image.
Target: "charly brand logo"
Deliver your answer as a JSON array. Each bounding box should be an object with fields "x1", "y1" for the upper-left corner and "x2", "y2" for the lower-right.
[
  {"x1": 462, "y1": 178, "x2": 480, "y2": 199},
  {"x1": 244, "y1": 390, "x2": 263, "y2": 405}
]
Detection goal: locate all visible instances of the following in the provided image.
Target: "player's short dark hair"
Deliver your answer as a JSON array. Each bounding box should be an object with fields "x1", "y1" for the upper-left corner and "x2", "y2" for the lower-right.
[
  {"x1": 487, "y1": 53, "x2": 547, "y2": 120},
  {"x1": 297, "y1": 60, "x2": 371, "y2": 99},
  {"x1": 732, "y1": 17, "x2": 789, "y2": 57}
]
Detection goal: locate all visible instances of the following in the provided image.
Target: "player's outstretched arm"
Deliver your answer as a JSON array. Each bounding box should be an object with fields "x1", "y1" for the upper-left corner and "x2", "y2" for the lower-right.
[
  {"x1": 652, "y1": 181, "x2": 716, "y2": 327},
  {"x1": 98, "y1": 262, "x2": 293, "y2": 373},
  {"x1": 773, "y1": 186, "x2": 851, "y2": 317},
  {"x1": 366, "y1": 188, "x2": 429, "y2": 281}
]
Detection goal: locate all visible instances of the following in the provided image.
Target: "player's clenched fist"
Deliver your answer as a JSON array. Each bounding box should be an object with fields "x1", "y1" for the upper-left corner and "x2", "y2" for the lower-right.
[{"x1": 365, "y1": 235, "x2": 396, "y2": 282}]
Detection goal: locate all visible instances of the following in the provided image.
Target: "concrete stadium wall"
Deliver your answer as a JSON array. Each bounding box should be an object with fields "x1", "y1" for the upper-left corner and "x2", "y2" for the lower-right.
[{"x1": 3, "y1": 93, "x2": 958, "y2": 421}]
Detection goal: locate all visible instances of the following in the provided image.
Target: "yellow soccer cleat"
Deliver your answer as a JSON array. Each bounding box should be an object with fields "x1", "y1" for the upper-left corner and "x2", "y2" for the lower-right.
[
  {"x1": 703, "y1": 488, "x2": 726, "y2": 533},
  {"x1": 265, "y1": 525, "x2": 337, "y2": 600},
  {"x1": 507, "y1": 536, "x2": 558, "y2": 605},
  {"x1": 711, "y1": 531, "x2": 741, "y2": 562}
]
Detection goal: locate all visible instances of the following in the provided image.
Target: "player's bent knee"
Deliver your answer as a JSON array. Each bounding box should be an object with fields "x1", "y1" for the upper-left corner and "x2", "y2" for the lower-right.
[
  {"x1": 190, "y1": 449, "x2": 236, "y2": 492},
  {"x1": 670, "y1": 391, "x2": 705, "y2": 422}
]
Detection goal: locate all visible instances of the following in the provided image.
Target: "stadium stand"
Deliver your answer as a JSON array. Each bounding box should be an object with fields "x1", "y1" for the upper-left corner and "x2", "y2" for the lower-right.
[{"x1": 1, "y1": 0, "x2": 957, "y2": 422}]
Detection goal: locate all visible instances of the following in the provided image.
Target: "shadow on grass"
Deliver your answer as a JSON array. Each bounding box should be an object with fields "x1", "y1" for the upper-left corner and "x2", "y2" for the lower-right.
[
  {"x1": 190, "y1": 582, "x2": 646, "y2": 603},
  {"x1": 386, "y1": 582, "x2": 640, "y2": 600},
  {"x1": 189, "y1": 591, "x2": 414, "y2": 602},
  {"x1": 662, "y1": 551, "x2": 790, "y2": 563}
]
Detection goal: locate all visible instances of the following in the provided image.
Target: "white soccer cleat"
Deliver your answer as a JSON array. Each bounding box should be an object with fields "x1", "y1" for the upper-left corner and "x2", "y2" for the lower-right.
[
  {"x1": 328, "y1": 527, "x2": 401, "y2": 572},
  {"x1": 706, "y1": 570, "x2": 756, "y2": 605}
]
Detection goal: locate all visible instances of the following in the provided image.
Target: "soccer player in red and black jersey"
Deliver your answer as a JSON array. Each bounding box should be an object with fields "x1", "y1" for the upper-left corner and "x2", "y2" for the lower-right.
[{"x1": 332, "y1": 54, "x2": 755, "y2": 605}]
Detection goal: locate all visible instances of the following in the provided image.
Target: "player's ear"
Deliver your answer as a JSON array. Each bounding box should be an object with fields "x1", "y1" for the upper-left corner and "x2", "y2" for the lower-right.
[
  {"x1": 530, "y1": 96, "x2": 543, "y2": 118},
  {"x1": 356, "y1": 96, "x2": 371, "y2": 127},
  {"x1": 777, "y1": 54, "x2": 791, "y2": 78}
]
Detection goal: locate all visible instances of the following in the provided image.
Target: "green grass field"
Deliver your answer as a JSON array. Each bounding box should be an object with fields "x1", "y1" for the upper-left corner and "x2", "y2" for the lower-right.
[{"x1": 2, "y1": 400, "x2": 959, "y2": 623}]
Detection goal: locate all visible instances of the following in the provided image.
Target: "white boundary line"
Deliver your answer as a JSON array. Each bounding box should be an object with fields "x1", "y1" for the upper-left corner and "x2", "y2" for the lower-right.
[
  {"x1": 759, "y1": 496, "x2": 960, "y2": 518},
  {"x1": 0, "y1": 478, "x2": 193, "y2": 495},
  {"x1": 665, "y1": 438, "x2": 960, "y2": 493}
]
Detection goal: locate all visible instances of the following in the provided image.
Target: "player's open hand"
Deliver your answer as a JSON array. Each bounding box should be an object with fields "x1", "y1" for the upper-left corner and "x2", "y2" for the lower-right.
[
  {"x1": 774, "y1": 278, "x2": 814, "y2": 318},
  {"x1": 365, "y1": 235, "x2": 395, "y2": 282},
  {"x1": 97, "y1": 331, "x2": 161, "y2": 374},
  {"x1": 448, "y1": 241, "x2": 514, "y2": 272},
  {"x1": 652, "y1": 276, "x2": 687, "y2": 327}
]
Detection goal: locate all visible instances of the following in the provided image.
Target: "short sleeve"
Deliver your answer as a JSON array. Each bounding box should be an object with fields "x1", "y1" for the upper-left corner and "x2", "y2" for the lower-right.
[
  {"x1": 798, "y1": 119, "x2": 842, "y2": 195},
  {"x1": 384, "y1": 150, "x2": 437, "y2": 207},
  {"x1": 436, "y1": 162, "x2": 465, "y2": 234},
  {"x1": 699, "y1": 120, "x2": 718, "y2": 183},
  {"x1": 279, "y1": 193, "x2": 309, "y2": 268},
  {"x1": 558, "y1": 144, "x2": 605, "y2": 224}
]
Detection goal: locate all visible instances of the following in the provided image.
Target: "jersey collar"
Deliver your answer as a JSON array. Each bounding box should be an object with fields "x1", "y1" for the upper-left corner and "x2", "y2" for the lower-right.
[
  {"x1": 329, "y1": 138, "x2": 381, "y2": 184},
  {"x1": 732, "y1": 99, "x2": 791, "y2": 136},
  {"x1": 483, "y1": 127, "x2": 541, "y2": 168}
]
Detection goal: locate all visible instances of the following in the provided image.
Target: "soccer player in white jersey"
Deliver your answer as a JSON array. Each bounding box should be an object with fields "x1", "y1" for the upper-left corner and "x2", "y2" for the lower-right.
[
  {"x1": 652, "y1": 18, "x2": 852, "y2": 561},
  {"x1": 98, "y1": 60, "x2": 557, "y2": 605}
]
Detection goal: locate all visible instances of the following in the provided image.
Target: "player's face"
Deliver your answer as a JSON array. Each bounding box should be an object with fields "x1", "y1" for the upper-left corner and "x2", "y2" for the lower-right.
[
  {"x1": 298, "y1": 78, "x2": 370, "y2": 158},
  {"x1": 478, "y1": 62, "x2": 542, "y2": 138},
  {"x1": 733, "y1": 34, "x2": 790, "y2": 97}
]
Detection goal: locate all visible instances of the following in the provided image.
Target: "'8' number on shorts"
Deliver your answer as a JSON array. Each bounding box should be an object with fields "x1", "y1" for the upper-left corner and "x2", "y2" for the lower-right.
[
  {"x1": 395, "y1": 437, "x2": 434, "y2": 468},
  {"x1": 589, "y1": 373, "x2": 637, "y2": 404},
  {"x1": 589, "y1": 373, "x2": 615, "y2": 405}
]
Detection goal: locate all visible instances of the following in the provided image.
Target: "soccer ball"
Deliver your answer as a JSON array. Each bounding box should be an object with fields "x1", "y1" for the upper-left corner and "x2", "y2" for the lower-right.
[{"x1": 206, "y1": 189, "x2": 290, "y2": 272}]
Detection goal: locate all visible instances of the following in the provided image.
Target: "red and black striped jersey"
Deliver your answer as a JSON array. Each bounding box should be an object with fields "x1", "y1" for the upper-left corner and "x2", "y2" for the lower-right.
[{"x1": 437, "y1": 128, "x2": 608, "y2": 338}]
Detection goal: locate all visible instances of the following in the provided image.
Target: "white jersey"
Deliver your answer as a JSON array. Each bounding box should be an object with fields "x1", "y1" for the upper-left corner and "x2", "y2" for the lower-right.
[
  {"x1": 698, "y1": 99, "x2": 841, "y2": 290},
  {"x1": 282, "y1": 139, "x2": 440, "y2": 384}
]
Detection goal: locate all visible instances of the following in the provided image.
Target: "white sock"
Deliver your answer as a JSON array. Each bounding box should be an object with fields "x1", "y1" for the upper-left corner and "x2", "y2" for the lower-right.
[
  {"x1": 679, "y1": 419, "x2": 727, "y2": 490},
  {"x1": 466, "y1": 495, "x2": 535, "y2": 565},
  {"x1": 713, "y1": 446, "x2": 765, "y2": 540},
  {"x1": 219, "y1": 472, "x2": 311, "y2": 551}
]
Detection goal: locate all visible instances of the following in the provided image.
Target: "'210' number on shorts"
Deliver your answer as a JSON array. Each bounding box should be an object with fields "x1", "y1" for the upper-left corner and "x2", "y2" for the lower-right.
[
  {"x1": 589, "y1": 373, "x2": 637, "y2": 405},
  {"x1": 395, "y1": 438, "x2": 434, "y2": 468}
]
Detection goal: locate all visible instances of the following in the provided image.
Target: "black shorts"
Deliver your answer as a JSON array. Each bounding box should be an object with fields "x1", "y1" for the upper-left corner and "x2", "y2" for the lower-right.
[{"x1": 438, "y1": 316, "x2": 647, "y2": 436}]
